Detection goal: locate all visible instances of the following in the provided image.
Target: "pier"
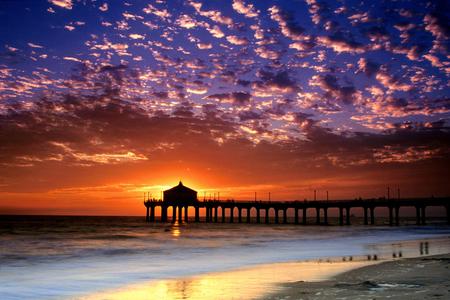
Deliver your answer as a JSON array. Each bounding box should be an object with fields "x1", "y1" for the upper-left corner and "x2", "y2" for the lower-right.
[{"x1": 144, "y1": 182, "x2": 450, "y2": 226}]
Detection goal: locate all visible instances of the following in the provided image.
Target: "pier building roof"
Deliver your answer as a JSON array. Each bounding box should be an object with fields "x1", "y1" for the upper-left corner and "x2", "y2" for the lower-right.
[{"x1": 163, "y1": 181, "x2": 198, "y2": 205}]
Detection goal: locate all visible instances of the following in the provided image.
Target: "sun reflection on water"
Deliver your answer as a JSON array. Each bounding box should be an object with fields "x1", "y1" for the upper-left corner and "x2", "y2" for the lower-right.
[{"x1": 171, "y1": 222, "x2": 181, "y2": 238}]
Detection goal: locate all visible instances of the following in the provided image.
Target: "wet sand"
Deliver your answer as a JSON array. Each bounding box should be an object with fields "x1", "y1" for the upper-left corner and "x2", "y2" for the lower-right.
[
  {"x1": 74, "y1": 237, "x2": 450, "y2": 300},
  {"x1": 263, "y1": 254, "x2": 450, "y2": 300},
  {"x1": 77, "y1": 260, "x2": 374, "y2": 300}
]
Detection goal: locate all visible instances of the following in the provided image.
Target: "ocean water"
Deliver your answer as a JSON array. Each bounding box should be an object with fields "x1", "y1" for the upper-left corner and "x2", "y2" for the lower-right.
[{"x1": 0, "y1": 216, "x2": 449, "y2": 300}]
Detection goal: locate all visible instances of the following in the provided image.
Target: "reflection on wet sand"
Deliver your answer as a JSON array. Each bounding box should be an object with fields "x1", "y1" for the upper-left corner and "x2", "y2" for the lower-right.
[
  {"x1": 78, "y1": 238, "x2": 449, "y2": 300},
  {"x1": 79, "y1": 260, "x2": 373, "y2": 300}
]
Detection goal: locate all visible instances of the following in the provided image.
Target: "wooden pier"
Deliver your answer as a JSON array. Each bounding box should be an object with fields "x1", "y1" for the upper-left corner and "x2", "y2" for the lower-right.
[{"x1": 144, "y1": 182, "x2": 450, "y2": 226}]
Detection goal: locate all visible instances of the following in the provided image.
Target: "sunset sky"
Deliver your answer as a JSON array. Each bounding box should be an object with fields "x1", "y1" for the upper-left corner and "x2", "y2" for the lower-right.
[{"x1": 0, "y1": 0, "x2": 449, "y2": 215}]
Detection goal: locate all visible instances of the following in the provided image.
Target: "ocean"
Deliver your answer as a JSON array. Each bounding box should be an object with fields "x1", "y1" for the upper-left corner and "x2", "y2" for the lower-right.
[{"x1": 1, "y1": 216, "x2": 449, "y2": 299}]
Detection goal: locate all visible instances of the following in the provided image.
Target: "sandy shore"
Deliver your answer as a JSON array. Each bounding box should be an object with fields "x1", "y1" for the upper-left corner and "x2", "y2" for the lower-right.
[{"x1": 263, "y1": 254, "x2": 450, "y2": 300}]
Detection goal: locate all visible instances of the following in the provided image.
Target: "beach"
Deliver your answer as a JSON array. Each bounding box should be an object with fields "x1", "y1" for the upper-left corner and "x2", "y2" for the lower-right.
[
  {"x1": 264, "y1": 254, "x2": 450, "y2": 300},
  {"x1": 1, "y1": 216, "x2": 450, "y2": 299},
  {"x1": 79, "y1": 252, "x2": 450, "y2": 300}
]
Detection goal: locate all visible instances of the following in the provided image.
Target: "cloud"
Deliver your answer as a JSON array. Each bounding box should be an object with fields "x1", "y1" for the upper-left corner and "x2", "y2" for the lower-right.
[
  {"x1": 197, "y1": 43, "x2": 213, "y2": 50},
  {"x1": 206, "y1": 92, "x2": 251, "y2": 105},
  {"x1": 250, "y1": 24, "x2": 264, "y2": 39},
  {"x1": 362, "y1": 94, "x2": 450, "y2": 118},
  {"x1": 232, "y1": 0, "x2": 259, "y2": 18},
  {"x1": 226, "y1": 35, "x2": 249, "y2": 46},
  {"x1": 122, "y1": 12, "x2": 143, "y2": 21},
  {"x1": 189, "y1": 1, "x2": 233, "y2": 26},
  {"x1": 28, "y1": 43, "x2": 44, "y2": 49},
  {"x1": 317, "y1": 35, "x2": 365, "y2": 53},
  {"x1": 357, "y1": 58, "x2": 379, "y2": 77},
  {"x1": 373, "y1": 146, "x2": 442, "y2": 164},
  {"x1": 143, "y1": 4, "x2": 171, "y2": 20},
  {"x1": 375, "y1": 67, "x2": 412, "y2": 92},
  {"x1": 268, "y1": 6, "x2": 305, "y2": 41},
  {"x1": 348, "y1": 12, "x2": 371, "y2": 25},
  {"x1": 305, "y1": 0, "x2": 331, "y2": 25},
  {"x1": 238, "y1": 110, "x2": 262, "y2": 121},
  {"x1": 63, "y1": 56, "x2": 82, "y2": 62},
  {"x1": 91, "y1": 41, "x2": 129, "y2": 56},
  {"x1": 176, "y1": 14, "x2": 205, "y2": 29},
  {"x1": 207, "y1": 25, "x2": 225, "y2": 38},
  {"x1": 129, "y1": 34, "x2": 145, "y2": 40},
  {"x1": 1, "y1": 59, "x2": 449, "y2": 199},
  {"x1": 187, "y1": 87, "x2": 208, "y2": 94},
  {"x1": 0, "y1": 79, "x2": 236, "y2": 170},
  {"x1": 310, "y1": 74, "x2": 357, "y2": 105},
  {"x1": 252, "y1": 70, "x2": 298, "y2": 96},
  {"x1": 364, "y1": 26, "x2": 390, "y2": 42},
  {"x1": 424, "y1": 14, "x2": 449, "y2": 40},
  {"x1": 152, "y1": 91, "x2": 168, "y2": 99},
  {"x1": 391, "y1": 45, "x2": 426, "y2": 62},
  {"x1": 424, "y1": 54, "x2": 444, "y2": 68},
  {"x1": 424, "y1": 11, "x2": 449, "y2": 52},
  {"x1": 99, "y1": 3, "x2": 108, "y2": 12},
  {"x1": 50, "y1": 142, "x2": 148, "y2": 165},
  {"x1": 254, "y1": 46, "x2": 281, "y2": 60},
  {"x1": 289, "y1": 39, "x2": 315, "y2": 51},
  {"x1": 48, "y1": 0, "x2": 72, "y2": 10}
]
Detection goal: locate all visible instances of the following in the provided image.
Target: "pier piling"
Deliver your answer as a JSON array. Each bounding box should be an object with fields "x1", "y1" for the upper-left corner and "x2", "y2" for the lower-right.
[
  {"x1": 144, "y1": 188, "x2": 448, "y2": 226},
  {"x1": 316, "y1": 208, "x2": 320, "y2": 225},
  {"x1": 363, "y1": 207, "x2": 368, "y2": 225}
]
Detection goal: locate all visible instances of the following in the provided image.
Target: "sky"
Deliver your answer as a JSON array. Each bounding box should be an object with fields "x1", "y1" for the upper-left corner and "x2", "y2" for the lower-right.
[{"x1": 0, "y1": 0, "x2": 449, "y2": 215}]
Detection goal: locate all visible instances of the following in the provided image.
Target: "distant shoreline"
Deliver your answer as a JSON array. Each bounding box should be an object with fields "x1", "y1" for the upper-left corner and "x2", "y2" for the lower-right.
[{"x1": 262, "y1": 253, "x2": 450, "y2": 299}]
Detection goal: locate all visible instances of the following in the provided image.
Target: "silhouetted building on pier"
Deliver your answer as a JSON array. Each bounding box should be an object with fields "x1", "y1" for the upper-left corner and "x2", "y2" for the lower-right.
[
  {"x1": 164, "y1": 181, "x2": 198, "y2": 206},
  {"x1": 144, "y1": 181, "x2": 199, "y2": 223}
]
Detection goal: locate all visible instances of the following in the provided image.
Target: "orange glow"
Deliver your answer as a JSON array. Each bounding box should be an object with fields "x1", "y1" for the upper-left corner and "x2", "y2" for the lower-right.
[
  {"x1": 1, "y1": 152, "x2": 448, "y2": 216},
  {"x1": 1, "y1": 167, "x2": 447, "y2": 216}
]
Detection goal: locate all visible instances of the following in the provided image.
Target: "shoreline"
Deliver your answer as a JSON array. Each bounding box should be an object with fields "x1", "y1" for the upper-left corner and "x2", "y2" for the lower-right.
[
  {"x1": 76, "y1": 237, "x2": 450, "y2": 300},
  {"x1": 262, "y1": 253, "x2": 450, "y2": 300}
]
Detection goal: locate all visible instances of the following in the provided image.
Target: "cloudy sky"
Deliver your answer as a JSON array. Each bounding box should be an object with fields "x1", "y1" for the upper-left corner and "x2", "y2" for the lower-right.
[{"x1": 0, "y1": 0, "x2": 449, "y2": 215}]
